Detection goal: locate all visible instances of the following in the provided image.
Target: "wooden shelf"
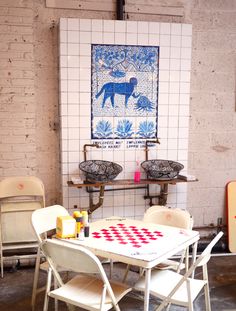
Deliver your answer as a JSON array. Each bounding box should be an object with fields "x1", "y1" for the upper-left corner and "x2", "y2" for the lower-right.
[
  {"x1": 67, "y1": 178, "x2": 198, "y2": 214},
  {"x1": 68, "y1": 178, "x2": 197, "y2": 188}
]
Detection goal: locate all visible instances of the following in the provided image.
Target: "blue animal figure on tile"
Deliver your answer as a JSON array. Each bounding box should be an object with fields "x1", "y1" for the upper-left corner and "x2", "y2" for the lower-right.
[{"x1": 96, "y1": 77, "x2": 140, "y2": 108}]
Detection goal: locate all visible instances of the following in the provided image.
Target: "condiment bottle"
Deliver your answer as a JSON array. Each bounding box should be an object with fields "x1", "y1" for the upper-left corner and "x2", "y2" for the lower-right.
[{"x1": 134, "y1": 160, "x2": 141, "y2": 182}]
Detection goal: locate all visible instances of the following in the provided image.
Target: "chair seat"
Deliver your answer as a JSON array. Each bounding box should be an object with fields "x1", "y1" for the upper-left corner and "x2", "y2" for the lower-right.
[
  {"x1": 49, "y1": 275, "x2": 131, "y2": 311},
  {"x1": 155, "y1": 259, "x2": 185, "y2": 271},
  {"x1": 135, "y1": 270, "x2": 206, "y2": 306}
]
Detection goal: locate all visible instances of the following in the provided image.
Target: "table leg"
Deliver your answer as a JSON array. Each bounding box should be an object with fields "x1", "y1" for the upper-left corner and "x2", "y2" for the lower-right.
[
  {"x1": 191, "y1": 240, "x2": 198, "y2": 278},
  {"x1": 144, "y1": 268, "x2": 151, "y2": 311}
]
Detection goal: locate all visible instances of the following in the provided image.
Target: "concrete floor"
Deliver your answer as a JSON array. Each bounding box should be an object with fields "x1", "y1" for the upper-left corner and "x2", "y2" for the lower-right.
[{"x1": 0, "y1": 255, "x2": 236, "y2": 311}]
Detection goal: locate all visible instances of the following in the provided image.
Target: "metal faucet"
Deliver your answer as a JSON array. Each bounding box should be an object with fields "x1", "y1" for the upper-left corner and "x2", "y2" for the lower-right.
[
  {"x1": 145, "y1": 138, "x2": 160, "y2": 161},
  {"x1": 83, "y1": 143, "x2": 100, "y2": 161}
]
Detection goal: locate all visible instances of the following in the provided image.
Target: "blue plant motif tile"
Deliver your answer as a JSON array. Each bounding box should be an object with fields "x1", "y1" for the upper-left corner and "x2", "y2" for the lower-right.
[{"x1": 91, "y1": 44, "x2": 159, "y2": 139}]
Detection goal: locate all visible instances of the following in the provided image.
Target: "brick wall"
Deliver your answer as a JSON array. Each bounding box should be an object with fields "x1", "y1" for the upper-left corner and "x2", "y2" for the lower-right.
[{"x1": 1, "y1": 0, "x2": 236, "y2": 226}]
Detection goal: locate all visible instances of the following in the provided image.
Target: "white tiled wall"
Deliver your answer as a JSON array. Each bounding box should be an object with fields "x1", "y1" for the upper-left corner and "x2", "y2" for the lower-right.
[{"x1": 59, "y1": 18, "x2": 192, "y2": 220}]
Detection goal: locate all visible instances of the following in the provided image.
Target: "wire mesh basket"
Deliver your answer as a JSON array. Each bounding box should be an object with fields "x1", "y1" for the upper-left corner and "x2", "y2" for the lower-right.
[
  {"x1": 79, "y1": 160, "x2": 123, "y2": 182},
  {"x1": 141, "y1": 159, "x2": 184, "y2": 180}
]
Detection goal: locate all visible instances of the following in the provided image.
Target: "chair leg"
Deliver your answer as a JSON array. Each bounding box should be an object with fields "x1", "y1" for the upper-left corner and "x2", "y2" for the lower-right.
[
  {"x1": 109, "y1": 259, "x2": 114, "y2": 279},
  {"x1": 0, "y1": 241, "x2": 3, "y2": 278},
  {"x1": 43, "y1": 268, "x2": 52, "y2": 311},
  {"x1": 204, "y1": 283, "x2": 211, "y2": 311},
  {"x1": 31, "y1": 248, "x2": 41, "y2": 311},
  {"x1": 53, "y1": 277, "x2": 58, "y2": 311},
  {"x1": 0, "y1": 252, "x2": 3, "y2": 278},
  {"x1": 122, "y1": 264, "x2": 130, "y2": 283}
]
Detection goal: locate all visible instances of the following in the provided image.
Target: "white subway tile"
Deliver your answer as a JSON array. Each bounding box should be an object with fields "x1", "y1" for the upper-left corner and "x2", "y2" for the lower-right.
[
  {"x1": 60, "y1": 43, "x2": 67, "y2": 55},
  {"x1": 181, "y1": 59, "x2": 191, "y2": 70},
  {"x1": 148, "y1": 34, "x2": 159, "y2": 45},
  {"x1": 68, "y1": 18, "x2": 79, "y2": 30},
  {"x1": 160, "y1": 46, "x2": 170, "y2": 58},
  {"x1": 182, "y1": 24, "x2": 192, "y2": 36},
  {"x1": 181, "y1": 47, "x2": 192, "y2": 59},
  {"x1": 60, "y1": 18, "x2": 67, "y2": 30},
  {"x1": 115, "y1": 32, "x2": 126, "y2": 44},
  {"x1": 68, "y1": 116, "x2": 79, "y2": 127},
  {"x1": 103, "y1": 32, "x2": 115, "y2": 44},
  {"x1": 92, "y1": 31, "x2": 103, "y2": 44},
  {"x1": 68, "y1": 68, "x2": 79, "y2": 80},
  {"x1": 104, "y1": 20, "x2": 115, "y2": 32},
  {"x1": 60, "y1": 30, "x2": 67, "y2": 42},
  {"x1": 80, "y1": 19, "x2": 91, "y2": 31},
  {"x1": 170, "y1": 58, "x2": 181, "y2": 70},
  {"x1": 68, "y1": 104, "x2": 79, "y2": 116},
  {"x1": 92, "y1": 19, "x2": 103, "y2": 31},
  {"x1": 126, "y1": 33, "x2": 137, "y2": 45},
  {"x1": 171, "y1": 23, "x2": 181, "y2": 35},
  {"x1": 170, "y1": 47, "x2": 181, "y2": 58},
  {"x1": 160, "y1": 22, "x2": 171, "y2": 34},
  {"x1": 68, "y1": 80, "x2": 79, "y2": 92},
  {"x1": 180, "y1": 82, "x2": 190, "y2": 94},
  {"x1": 68, "y1": 43, "x2": 79, "y2": 55},
  {"x1": 68, "y1": 31, "x2": 79, "y2": 43},
  {"x1": 149, "y1": 22, "x2": 160, "y2": 34},
  {"x1": 138, "y1": 21, "x2": 149, "y2": 33},
  {"x1": 68, "y1": 128, "x2": 80, "y2": 140},
  {"x1": 68, "y1": 92, "x2": 79, "y2": 104},
  {"x1": 79, "y1": 31, "x2": 91, "y2": 44},
  {"x1": 68, "y1": 55, "x2": 79, "y2": 67},
  {"x1": 114, "y1": 20, "x2": 126, "y2": 32},
  {"x1": 160, "y1": 34, "x2": 171, "y2": 46}
]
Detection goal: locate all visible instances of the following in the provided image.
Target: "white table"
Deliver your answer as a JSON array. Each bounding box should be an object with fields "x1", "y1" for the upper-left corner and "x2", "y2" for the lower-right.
[{"x1": 63, "y1": 217, "x2": 199, "y2": 311}]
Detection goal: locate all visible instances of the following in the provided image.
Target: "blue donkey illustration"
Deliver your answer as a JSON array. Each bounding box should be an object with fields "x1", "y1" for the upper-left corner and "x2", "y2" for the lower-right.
[{"x1": 96, "y1": 77, "x2": 140, "y2": 108}]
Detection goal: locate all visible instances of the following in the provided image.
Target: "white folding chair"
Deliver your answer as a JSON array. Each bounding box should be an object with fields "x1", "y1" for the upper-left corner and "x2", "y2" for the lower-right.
[
  {"x1": 134, "y1": 231, "x2": 224, "y2": 311},
  {"x1": 123, "y1": 205, "x2": 193, "y2": 282},
  {"x1": 31, "y1": 204, "x2": 70, "y2": 311},
  {"x1": 144, "y1": 205, "x2": 194, "y2": 271},
  {"x1": 0, "y1": 176, "x2": 45, "y2": 278},
  {"x1": 41, "y1": 238, "x2": 132, "y2": 311}
]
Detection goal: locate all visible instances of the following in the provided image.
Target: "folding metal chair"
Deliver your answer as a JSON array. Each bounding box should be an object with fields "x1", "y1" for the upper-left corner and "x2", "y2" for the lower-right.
[
  {"x1": 144, "y1": 205, "x2": 194, "y2": 271},
  {"x1": 134, "y1": 231, "x2": 224, "y2": 311},
  {"x1": 123, "y1": 205, "x2": 193, "y2": 282},
  {"x1": 31, "y1": 204, "x2": 69, "y2": 311},
  {"x1": 41, "y1": 238, "x2": 132, "y2": 311},
  {"x1": 0, "y1": 176, "x2": 45, "y2": 278}
]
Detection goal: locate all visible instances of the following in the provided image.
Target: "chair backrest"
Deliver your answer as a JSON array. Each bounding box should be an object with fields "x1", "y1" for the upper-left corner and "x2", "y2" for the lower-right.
[
  {"x1": 31, "y1": 205, "x2": 69, "y2": 242},
  {"x1": 41, "y1": 239, "x2": 104, "y2": 276},
  {"x1": 144, "y1": 205, "x2": 193, "y2": 229},
  {"x1": 197, "y1": 231, "x2": 224, "y2": 267},
  {"x1": 155, "y1": 231, "x2": 224, "y2": 309},
  {"x1": 0, "y1": 176, "x2": 45, "y2": 243},
  {"x1": 182, "y1": 231, "x2": 224, "y2": 278}
]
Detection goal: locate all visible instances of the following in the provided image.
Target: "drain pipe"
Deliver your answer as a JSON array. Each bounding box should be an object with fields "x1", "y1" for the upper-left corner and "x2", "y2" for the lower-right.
[
  {"x1": 144, "y1": 138, "x2": 161, "y2": 206},
  {"x1": 87, "y1": 185, "x2": 105, "y2": 215},
  {"x1": 117, "y1": 0, "x2": 125, "y2": 20}
]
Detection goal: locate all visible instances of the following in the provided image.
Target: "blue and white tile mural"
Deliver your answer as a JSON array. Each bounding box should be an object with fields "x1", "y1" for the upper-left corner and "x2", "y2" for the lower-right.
[{"x1": 91, "y1": 44, "x2": 159, "y2": 140}]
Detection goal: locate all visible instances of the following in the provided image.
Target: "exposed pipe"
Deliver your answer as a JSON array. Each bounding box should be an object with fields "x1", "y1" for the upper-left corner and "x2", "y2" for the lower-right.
[
  {"x1": 83, "y1": 143, "x2": 100, "y2": 161},
  {"x1": 87, "y1": 185, "x2": 105, "y2": 215},
  {"x1": 145, "y1": 138, "x2": 161, "y2": 161},
  {"x1": 144, "y1": 138, "x2": 161, "y2": 205},
  {"x1": 117, "y1": 0, "x2": 125, "y2": 20}
]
